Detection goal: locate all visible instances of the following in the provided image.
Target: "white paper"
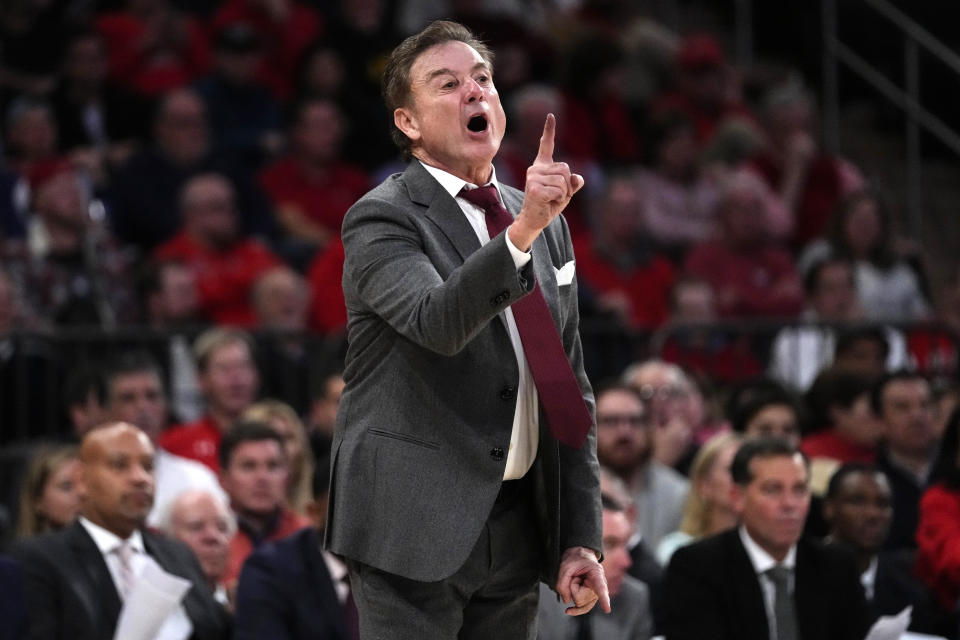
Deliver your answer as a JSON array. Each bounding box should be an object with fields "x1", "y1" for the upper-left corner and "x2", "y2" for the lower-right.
[
  {"x1": 864, "y1": 606, "x2": 912, "y2": 640},
  {"x1": 113, "y1": 557, "x2": 191, "y2": 640}
]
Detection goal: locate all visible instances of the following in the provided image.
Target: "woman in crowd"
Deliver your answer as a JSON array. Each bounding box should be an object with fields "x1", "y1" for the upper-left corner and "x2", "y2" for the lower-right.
[
  {"x1": 656, "y1": 432, "x2": 741, "y2": 565},
  {"x1": 16, "y1": 445, "x2": 80, "y2": 538}
]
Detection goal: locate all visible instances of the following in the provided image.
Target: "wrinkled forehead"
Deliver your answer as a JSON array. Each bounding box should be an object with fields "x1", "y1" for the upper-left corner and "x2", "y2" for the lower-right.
[{"x1": 410, "y1": 40, "x2": 490, "y2": 84}]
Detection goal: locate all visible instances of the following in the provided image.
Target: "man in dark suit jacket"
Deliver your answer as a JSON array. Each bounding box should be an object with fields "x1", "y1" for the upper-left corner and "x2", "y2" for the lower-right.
[
  {"x1": 325, "y1": 20, "x2": 606, "y2": 640},
  {"x1": 13, "y1": 422, "x2": 228, "y2": 640},
  {"x1": 660, "y1": 437, "x2": 873, "y2": 640}
]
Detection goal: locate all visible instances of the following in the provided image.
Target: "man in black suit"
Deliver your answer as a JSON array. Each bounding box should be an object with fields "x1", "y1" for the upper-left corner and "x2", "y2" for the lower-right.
[
  {"x1": 233, "y1": 458, "x2": 357, "y2": 640},
  {"x1": 13, "y1": 422, "x2": 228, "y2": 640},
  {"x1": 660, "y1": 437, "x2": 873, "y2": 640}
]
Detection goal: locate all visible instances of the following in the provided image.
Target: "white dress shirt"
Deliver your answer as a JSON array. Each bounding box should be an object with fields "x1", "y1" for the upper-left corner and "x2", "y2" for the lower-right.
[
  {"x1": 739, "y1": 525, "x2": 798, "y2": 640},
  {"x1": 79, "y1": 517, "x2": 193, "y2": 640},
  {"x1": 420, "y1": 162, "x2": 539, "y2": 480}
]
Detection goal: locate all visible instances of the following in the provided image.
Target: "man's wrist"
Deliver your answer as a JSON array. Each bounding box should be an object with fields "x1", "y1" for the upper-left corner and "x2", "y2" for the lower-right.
[{"x1": 563, "y1": 546, "x2": 601, "y2": 562}]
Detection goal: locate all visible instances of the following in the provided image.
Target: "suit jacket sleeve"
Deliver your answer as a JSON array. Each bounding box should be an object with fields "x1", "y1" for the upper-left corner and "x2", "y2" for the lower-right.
[
  {"x1": 341, "y1": 191, "x2": 534, "y2": 357},
  {"x1": 660, "y1": 545, "x2": 735, "y2": 640},
  {"x1": 14, "y1": 540, "x2": 66, "y2": 640},
  {"x1": 233, "y1": 550, "x2": 297, "y2": 640}
]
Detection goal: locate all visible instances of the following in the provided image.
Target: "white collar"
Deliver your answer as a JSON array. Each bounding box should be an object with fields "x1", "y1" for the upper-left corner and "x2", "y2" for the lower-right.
[
  {"x1": 322, "y1": 549, "x2": 348, "y2": 585},
  {"x1": 419, "y1": 161, "x2": 503, "y2": 202},
  {"x1": 79, "y1": 516, "x2": 145, "y2": 555},
  {"x1": 739, "y1": 525, "x2": 797, "y2": 574}
]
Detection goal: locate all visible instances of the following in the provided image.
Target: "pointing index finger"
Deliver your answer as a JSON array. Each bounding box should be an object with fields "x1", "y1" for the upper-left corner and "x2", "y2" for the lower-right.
[{"x1": 536, "y1": 113, "x2": 556, "y2": 164}]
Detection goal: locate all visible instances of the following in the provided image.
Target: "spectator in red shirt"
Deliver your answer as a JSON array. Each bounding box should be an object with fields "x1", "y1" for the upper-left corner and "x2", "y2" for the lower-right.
[
  {"x1": 259, "y1": 98, "x2": 369, "y2": 261},
  {"x1": 684, "y1": 170, "x2": 804, "y2": 319},
  {"x1": 574, "y1": 175, "x2": 675, "y2": 330},
  {"x1": 95, "y1": 0, "x2": 210, "y2": 98},
  {"x1": 154, "y1": 172, "x2": 280, "y2": 326},
  {"x1": 749, "y1": 79, "x2": 864, "y2": 248},
  {"x1": 218, "y1": 421, "x2": 309, "y2": 586},
  {"x1": 305, "y1": 237, "x2": 347, "y2": 335},
  {"x1": 160, "y1": 327, "x2": 260, "y2": 472}
]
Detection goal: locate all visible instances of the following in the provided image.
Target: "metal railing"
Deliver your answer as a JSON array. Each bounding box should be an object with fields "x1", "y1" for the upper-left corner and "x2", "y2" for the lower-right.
[{"x1": 821, "y1": 0, "x2": 960, "y2": 240}]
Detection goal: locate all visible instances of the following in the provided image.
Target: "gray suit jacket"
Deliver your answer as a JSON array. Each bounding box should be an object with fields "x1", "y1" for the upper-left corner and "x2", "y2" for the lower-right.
[
  {"x1": 326, "y1": 160, "x2": 601, "y2": 584},
  {"x1": 536, "y1": 578, "x2": 652, "y2": 640}
]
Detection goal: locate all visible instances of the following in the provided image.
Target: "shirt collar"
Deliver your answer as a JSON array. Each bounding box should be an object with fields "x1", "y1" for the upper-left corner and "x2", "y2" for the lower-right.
[
  {"x1": 79, "y1": 516, "x2": 145, "y2": 555},
  {"x1": 739, "y1": 525, "x2": 797, "y2": 574},
  {"x1": 322, "y1": 549, "x2": 349, "y2": 585},
  {"x1": 419, "y1": 161, "x2": 502, "y2": 201}
]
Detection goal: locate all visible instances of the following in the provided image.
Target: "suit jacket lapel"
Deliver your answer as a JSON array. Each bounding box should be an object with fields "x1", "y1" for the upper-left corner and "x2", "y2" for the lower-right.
[
  {"x1": 726, "y1": 531, "x2": 772, "y2": 640},
  {"x1": 404, "y1": 161, "x2": 482, "y2": 263},
  {"x1": 67, "y1": 521, "x2": 122, "y2": 636}
]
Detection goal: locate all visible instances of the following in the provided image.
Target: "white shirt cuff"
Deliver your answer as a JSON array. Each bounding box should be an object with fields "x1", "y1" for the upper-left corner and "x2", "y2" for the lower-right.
[{"x1": 505, "y1": 229, "x2": 532, "y2": 268}]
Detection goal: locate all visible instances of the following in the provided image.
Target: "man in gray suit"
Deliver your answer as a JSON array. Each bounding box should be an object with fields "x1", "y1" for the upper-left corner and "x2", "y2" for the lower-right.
[
  {"x1": 538, "y1": 495, "x2": 652, "y2": 640},
  {"x1": 325, "y1": 19, "x2": 608, "y2": 640}
]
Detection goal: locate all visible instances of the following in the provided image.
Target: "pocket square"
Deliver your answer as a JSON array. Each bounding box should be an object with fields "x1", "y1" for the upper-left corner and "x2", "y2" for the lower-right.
[{"x1": 555, "y1": 260, "x2": 576, "y2": 286}]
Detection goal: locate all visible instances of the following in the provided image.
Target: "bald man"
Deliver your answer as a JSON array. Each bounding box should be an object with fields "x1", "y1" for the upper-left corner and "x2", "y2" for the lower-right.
[{"x1": 14, "y1": 423, "x2": 229, "y2": 640}]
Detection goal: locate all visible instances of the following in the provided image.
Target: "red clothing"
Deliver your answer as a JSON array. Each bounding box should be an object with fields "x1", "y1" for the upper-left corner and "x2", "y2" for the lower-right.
[
  {"x1": 211, "y1": 0, "x2": 322, "y2": 101},
  {"x1": 225, "y1": 508, "x2": 310, "y2": 583},
  {"x1": 573, "y1": 238, "x2": 676, "y2": 329},
  {"x1": 906, "y1": 327, "x2": 959, "y2": 382},
  {"x1": 96, "y1": 12, "x2": 210, "y2": 97},
  {"x1": 916, "y1": 484, "x2": 960, "y2": 610},
  {"x1": 684, "y1": 240, "x2": 803, "y2": 319},
  {"x1": 800, "y1": 430, "x2": 876, "y2": 465},
  {"x1": 159, "y1": 415, "x2": 222, "y2": 473},
  {"x1": 660, "y1": 332, "x2": 763, "y2": 383},
  {"x1": 259, "y1": 156, "x2": 369, "y2": 236},
  {"x1": 561, "y1": 92, "x2": 640, "y2": 166},
  {"x1": 154, "y1": 232, "x2": 280, "y2": 326},
  {"x1": 651, "y1": 91, "x2": 755, "y2": 144},
  {"x1": 750, "y1": 152, "x2": 847, "y2": 248},
  {"x1": 306, "y1": 239, "x2": 347, "y2": 334}
]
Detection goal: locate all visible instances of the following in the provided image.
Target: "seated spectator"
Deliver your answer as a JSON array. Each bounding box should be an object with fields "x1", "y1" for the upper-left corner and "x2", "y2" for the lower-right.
[
  {"x1": 218, "y1": 421, "x2": 310, "y2": 586},
  {"x1": 13, "y1": 423, "x2": 228, "y2": 639},
  {"x1": 684, "y1": 170, "x2": 804, "y2": 319},
  {"x1": 154, "y1": 172, "x2": 280, "y2": 326},
  {"x1": 161, "y1": 489, "x2": 236, "y2": 607},
  {"x1": 873, "y1": 371, "x2": 938, "y2": 550},
  {"x1": 573, "y1": 175, "x2": 676, "y2": 329},
  {"x1": 50, "y1": 30, "x2": 145, "y2": 186},
  {"x1": 109, "y1": 88, "x2": 275, "y2": 251},
  {"x1": 62, "y1": 363, "x2": 108, "y2": 442},
  {"x1": 769, "y1": 256, "x2": 909, "y2": 391},
  {"x1": 657, "y1": 432, "x2": 741, "y2": 566},
  {"x1": 833, "y1": 326, "x2": 900, "y2": 380},
  {"x1": 594, "y1": 379, "x2": 688, "y2": 551},
  {"x1": 15, "y1": 445, "x2": 80, "y2": 539},
  {"x1": 537, "y1": 494, "x2": 652, "y2": 640},
  {"x1": 2, "y1": 164, "x2": 138, "y2": 326},
  {"x1": 100, "y1": 350, "x2": 225, "y2": 526},
  {"x1": 749, "y1": 79, "x2": 864, "y2": 249},
  {"x1": 160, "y1": 328, "x2": 261, "y2": 472},
  {"x1": 194, "y1": 22, "x2": 282, "y2": 170},
  {"x1": 233, "y1": 460, "x2": 360, "y2": 640},
  {"x1": 210, "y1": 0, "x2": 323, "y2": 101},
  {"x1": 3, "y1": 97, "x2": 64, "y2": 188},
  {"x1": 259, "y1": 98, "x2": 369, "y2": 262},
  {"x1": 632, "y1": 109, "x2": 719, "y2": 254},
  {"x1": 728, "y1": 383, "x2": 802, "y2": 447},
  {"x1": 800, "y1": 189, "x2": 931, "y2": 322},
  {"x1": 242, "y1": 400, "x2": 315, "y2": 516},
  {"x1": 251, "y1": 266, "x2": 313, "y2": 413},
  {"x1": 802, "y1": 369, "x2": 882, "y2": 466},
  {"x1": 656, "y1": 277, "x2": 764, "y2": 384},
  {"x1": 826, "y1": 464, "x2": 954, "y2": 635},
  {"x1": 95, "y1": 0, "x2": 210, "y2": 98},
  {"x1": 651, "y1": 33, "x2": 754, "y2": 145},
  {"x1": 659, "y1": 437, "x2": 873, "y2": 640},
  {"x1": 308, "y1": 372, "x2": 345, "y2": 461}
]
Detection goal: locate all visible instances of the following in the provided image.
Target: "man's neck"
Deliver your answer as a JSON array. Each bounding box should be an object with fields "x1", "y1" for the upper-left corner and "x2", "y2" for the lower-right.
[
  {"x1": 413, "y1": 151, "x2": 492, "y2": 187},
  {"x1": 886, "y1": 446, "x2": 932, "y2": 482}
]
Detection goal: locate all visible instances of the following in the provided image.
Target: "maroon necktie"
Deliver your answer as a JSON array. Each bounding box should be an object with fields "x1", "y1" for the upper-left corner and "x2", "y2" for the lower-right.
[{"x1": 460, "y1": 185, "x2": 592, "y2": 449}]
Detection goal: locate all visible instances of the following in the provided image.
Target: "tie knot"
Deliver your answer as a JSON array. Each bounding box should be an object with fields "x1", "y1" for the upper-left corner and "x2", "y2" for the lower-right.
[
  {"x1": 459, "y1": 185, "x2": 500, "y2": 213},
  {"x1": 766, "y1": 565, "x2": 791, "y2": 585}
]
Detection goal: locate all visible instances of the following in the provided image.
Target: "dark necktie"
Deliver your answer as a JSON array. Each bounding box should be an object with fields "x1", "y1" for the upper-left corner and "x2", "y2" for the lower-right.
[
  {"x1": 766, "y1": 566, "x2": 798, "y2": 640},
  {"x1": 343, "y1": 576, "x2": 360, "y2": 640},
  {"x1": 459, "y1": 185, "x2": 592, "y2": 449}
]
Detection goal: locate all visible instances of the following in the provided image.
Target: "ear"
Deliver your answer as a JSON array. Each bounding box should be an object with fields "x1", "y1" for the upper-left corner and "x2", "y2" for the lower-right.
[
  {"x1": 822, "y1": 499, "x2": 836, "y2": 525},
  {"x1": 730, "y1": 482, "x2": 746, "y2": 516},
  {"x1": 75, "y1": 463, "x2": 89, "y2": 502},
  {"x1": 394, "y1": 106, "x2": 421, "y2": 144}
]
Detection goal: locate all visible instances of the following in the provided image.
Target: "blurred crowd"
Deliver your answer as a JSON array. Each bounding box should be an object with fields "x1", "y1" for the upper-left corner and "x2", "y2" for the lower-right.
[{"x1": 2, "y1": 0, "x2": 960, "y2": 638}]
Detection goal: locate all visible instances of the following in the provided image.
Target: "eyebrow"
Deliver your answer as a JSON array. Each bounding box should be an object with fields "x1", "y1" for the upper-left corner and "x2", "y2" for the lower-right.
[{"x1": 424, "y1": 62, "x2": 490, "y2": 83}]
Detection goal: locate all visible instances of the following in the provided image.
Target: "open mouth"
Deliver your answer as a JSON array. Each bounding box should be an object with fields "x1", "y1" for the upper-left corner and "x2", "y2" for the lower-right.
[{"x1": 467, "y1": 114, "x2": 488, "y2": 132}]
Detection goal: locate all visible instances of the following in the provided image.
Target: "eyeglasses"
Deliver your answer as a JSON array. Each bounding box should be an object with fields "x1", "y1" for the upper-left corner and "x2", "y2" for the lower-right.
[
  {"x1": 597, "y1": 414, "x2": 648, "y2": 429},
  {"x1": 637, "y1": 384, "x2": 687, "y2": 401}
]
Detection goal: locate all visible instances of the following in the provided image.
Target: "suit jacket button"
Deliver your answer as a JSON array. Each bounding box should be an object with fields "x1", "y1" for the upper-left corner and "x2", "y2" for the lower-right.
[
  {"x1": 500, "y1": 386, "x2": 516, "y2": 400},
  {"x1": 490, "y1": 447, "x2": 505, "y2": 461}
]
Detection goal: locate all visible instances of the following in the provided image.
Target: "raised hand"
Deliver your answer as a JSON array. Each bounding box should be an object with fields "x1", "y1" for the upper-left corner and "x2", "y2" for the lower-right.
[{"x1": 508, "y1": 113, "x2": 584, "y2": 251}]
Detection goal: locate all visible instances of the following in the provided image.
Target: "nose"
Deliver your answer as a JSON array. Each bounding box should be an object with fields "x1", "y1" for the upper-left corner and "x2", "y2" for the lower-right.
[
  {"x1": 464, "y1": 77, "x2": 483, "y2": 102},
  {"x1": 130, "y1": 463, "x2": 151, "y2": 485}
]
